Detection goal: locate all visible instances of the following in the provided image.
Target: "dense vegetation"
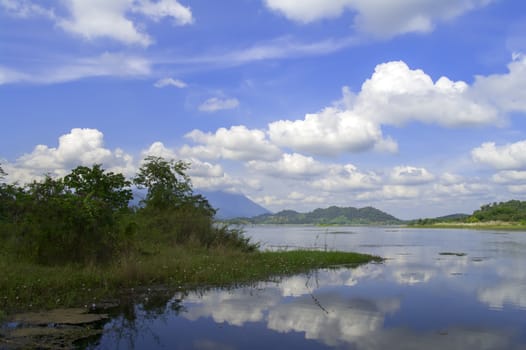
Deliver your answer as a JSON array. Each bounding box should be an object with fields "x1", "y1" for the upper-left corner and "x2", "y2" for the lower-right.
[
  {"x1": 470, "y1": 200, "x2": 526, "y2": 222},
  {"x1": 0, "y1": 157, "x2": 255, "y2": 266},
  {"x1": 238, "y1": 206, "x2": 402, "y2": 225},
  {"x1": 408, "y1": 200, "x2": 526, "y2": 227},
  {"x1": 0, "y1": 160, "x2": 380, "y2": 316}
]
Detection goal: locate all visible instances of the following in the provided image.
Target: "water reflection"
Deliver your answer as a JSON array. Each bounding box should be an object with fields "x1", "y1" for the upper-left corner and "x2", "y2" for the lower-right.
[{"x1": 89, "y1": 227, "x2": 526, "y2": 349}]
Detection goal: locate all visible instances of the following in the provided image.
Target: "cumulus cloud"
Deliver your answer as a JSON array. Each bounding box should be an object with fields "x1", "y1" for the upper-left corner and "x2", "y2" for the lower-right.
[
  {"x1": 492, "y1": 170, "x2": 526, "y2": 184},
  {"x1": 357, "y1": 185, "x2": 420, "y2": 201},
  {"x1": 268, "y1": 107, "x2": 396, "y2": 156},
  {"x1": 432, "y1": 182, "x2": 490, "y2": 197},
  {"x1": 153, "y1": 77, "x2": 187, "y2": 88},
  {"x1": 182, "y1": 126, "x2": 281, "y2": 161},
  {"x1": 355, "y1": 61, "x2": 498, "y2": 127},
  {"x1": 390, "y1": 166, "x2": 435, "y2": 185},
  {"x1": 472, "y1": 140, "x2": 526, "y2": 170},
  {"x1": 141, "y1": 141, "x2": 260, "y2": 192},
  {"x1": 6, "y1": 128, "x2": 135, "y2": 183},
  {"x1": 198, "y1": 97, "x2": 240, "y2": 112},
  {"x1": 263, "y1": 0, "x2": 493, "y2": 38},
  {"x1": 247, "y1": 153, "x2": 326, "y2": 179},
  {"x1": 142, "y1": 141, "x2": 224, "y2": 178},
  {"x1": 311, "y1": 164, "x2": 380, "y2": 191},
  {"x1": 266, "y1": 59, "x2": 500, "y2": 157}
]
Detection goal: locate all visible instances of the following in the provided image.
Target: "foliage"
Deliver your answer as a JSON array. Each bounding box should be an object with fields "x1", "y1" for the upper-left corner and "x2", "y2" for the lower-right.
[
  {"x1": 471, "y1": 200, "x2": 526, "y2": 222},
  {"x1": 0, "y1": 157, "x2": 256, "y2": 266},
  {"x1": 2, "y1": 165, "x2": 133, "y2": 265},
  {"x1": 132, "y1": 156, "x2": 232, "y2": 248}
]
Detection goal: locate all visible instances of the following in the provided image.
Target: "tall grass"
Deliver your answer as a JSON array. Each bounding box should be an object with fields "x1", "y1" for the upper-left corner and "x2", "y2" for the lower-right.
[{"x1": 0, "y1": 245, "x2": 380, "y2": 315}]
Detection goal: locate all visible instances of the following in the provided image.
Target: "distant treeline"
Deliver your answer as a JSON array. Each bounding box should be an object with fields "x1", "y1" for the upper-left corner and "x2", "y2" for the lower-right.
[
  {"x1": 230, "y1": 206, "x2": 402, "y2": 225},
  {"x1": 0, "y1": 157, "x2": 255, "y2": 266},
  {"x1": 409, "y1": 200, "x2": 526, "y2": 225}
]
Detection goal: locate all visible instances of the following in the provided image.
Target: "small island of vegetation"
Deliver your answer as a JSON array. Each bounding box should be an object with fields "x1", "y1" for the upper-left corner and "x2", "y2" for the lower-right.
[{"x1": 0, "y1": 158, "x2": 380, "y2": 318}]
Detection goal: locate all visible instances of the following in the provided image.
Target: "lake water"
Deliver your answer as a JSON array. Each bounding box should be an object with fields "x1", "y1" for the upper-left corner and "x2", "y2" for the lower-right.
[{"x1": 89, "y1": 226, "x2": 526, "y2": 350}]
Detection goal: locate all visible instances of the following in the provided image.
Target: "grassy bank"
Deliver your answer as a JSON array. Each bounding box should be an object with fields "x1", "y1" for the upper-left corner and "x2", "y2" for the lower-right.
[
  {"x1": 0, "y1": 246, "x2": 381, "y2": 317},
  {"x1": 407, "y1": 221, "x2": 526, "y2": 231}
]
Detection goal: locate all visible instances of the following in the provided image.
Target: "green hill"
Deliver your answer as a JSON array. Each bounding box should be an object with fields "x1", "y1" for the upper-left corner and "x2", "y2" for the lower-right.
[
  {"x1": 470, "y1": 200, "x2": 526, "y2": 222},
  {"x1": 245, "y1": 206, "x2": 402, "y2": 225}
]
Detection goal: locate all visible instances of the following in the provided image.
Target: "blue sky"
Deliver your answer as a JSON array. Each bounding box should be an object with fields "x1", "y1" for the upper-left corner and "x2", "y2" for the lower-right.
[{"x1": 1, "y1": 0, "x2": 526, "y2": 219}]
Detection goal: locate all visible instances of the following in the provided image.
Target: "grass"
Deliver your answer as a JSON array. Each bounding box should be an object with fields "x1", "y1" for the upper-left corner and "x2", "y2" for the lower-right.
[
  {"x1": 407, "y1": 221, "x2": 526, "y2": 231},
  {"x1": 0, "y1": 245, "x2": 381, "y2": 317}
]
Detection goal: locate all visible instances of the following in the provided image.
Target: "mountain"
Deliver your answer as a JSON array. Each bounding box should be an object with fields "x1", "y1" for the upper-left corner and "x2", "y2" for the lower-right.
[
  {"x1": 246, "y1": 205, "x2": 401, "y2": 225},
  {"x1": 198, "y1": 191, "x2": 271, "y2": 219}
]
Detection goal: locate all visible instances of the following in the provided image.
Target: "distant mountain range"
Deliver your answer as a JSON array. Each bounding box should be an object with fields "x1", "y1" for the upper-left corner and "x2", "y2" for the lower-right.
[
  {"x1": 198, "y1": 191, "x2": 271, "y2": 219},
  {"x1": 234, "y1": 205, "x2": 402, "y2": 225}
]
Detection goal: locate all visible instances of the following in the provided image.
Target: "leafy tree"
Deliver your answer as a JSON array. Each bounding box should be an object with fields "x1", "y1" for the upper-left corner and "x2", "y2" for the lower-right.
[
  {"x1": 64, "y1": 164, "x2": 132, "y2": 211},
  {"x1": 134, "y1": 156, "x2": 193, "y2": 210},
  {"x1": 133, "y1": 156, "x2": 223, "y2": 245}
]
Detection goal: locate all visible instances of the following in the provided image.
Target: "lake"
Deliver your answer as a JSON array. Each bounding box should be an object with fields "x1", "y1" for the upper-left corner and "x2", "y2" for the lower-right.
[{"x1": 88, "y1": 226, "x2": 526, "y2": 349}]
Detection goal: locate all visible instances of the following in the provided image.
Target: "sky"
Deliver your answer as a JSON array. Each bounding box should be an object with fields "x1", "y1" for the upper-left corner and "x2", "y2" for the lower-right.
[{"x1": 1, "y1": 0, "x2": 526, "y2": 219}]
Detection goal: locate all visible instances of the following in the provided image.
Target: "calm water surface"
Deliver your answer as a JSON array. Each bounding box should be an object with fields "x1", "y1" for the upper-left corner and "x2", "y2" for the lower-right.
[{"x1": 90, "y1": 226, "x2": 526, "y2": 349}]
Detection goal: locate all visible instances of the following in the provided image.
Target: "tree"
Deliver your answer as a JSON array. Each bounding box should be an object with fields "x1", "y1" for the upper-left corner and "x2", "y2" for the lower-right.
[
  {"x1": 133, "y1": 156, "x2": 219, "y2": 244},
  {"x1": 64, "y1": 164, "x2": 132, "y2": 211},
  {"x1": 134, "y1": 156, "x2": 193, "y2": 210}
]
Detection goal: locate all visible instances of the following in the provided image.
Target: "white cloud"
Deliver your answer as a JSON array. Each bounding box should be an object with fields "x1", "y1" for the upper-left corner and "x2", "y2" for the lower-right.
[
  {"x1": 492, "y1": 170, "x2": 526, "y2": 184},
  {"x1": 473, "y1": 54, "x2": 526, "y2": 113},
  {"x1": 472, "y1": 140, "x2": 526, "y2": 170},
  {"x1": 0, "y1": 65, "x2": 28, "y2": 85},
  {"x1": 46, "y1": 52, "x2": 151, "y2": 82},
  {"x1": 266, "y1": 59, "x2": 499, "y2": 157},
  {"x1": 0, "y1": 52, "x2": 151, "y2": 85},
  {"x1": 432, "y1": 182, "x2": 490, "y2": 197},
  {"x1": 57, "y1": 0, "x2": 193, "y2": 47},
  {"x1": 141, "y1": 141, "x2": 260, "y2": 192},
  {"x1": 182, "y1": 126, "x2": 281, "y2": 161},
  {"x1": 141, "y1": 141, "x2": 224, "y2": 178},
  {"x1": 390, "y1": 166, "x2": 434, "y2": 185},
  {"x1": 171, "y1": 35, "x2": 359, "y2": 68},
  {"x1": 264, "y1": 0, "x2": 493, "y2": 38},
  {"x1": 311, "y1": 164, "x2": 380, "y2": 192},
  {"x1": 0, "y1": 0, "x2": 56, "y2": 19},
  {"x1": 247, "y1": 153, "x2": 326, "y2": 179},
  {"x1": 507, "y1": 185, "x2": 526, "y2": 194},
  {"x1": 153, "y1": 77, "x2": 187, "y2": 88},
  {"x1": 6, "y1": 128, "x2": 135, "y2": 183},
  {"x1": 357, "y1": 185, "x2": 420, "y2": 201},
  {"x1": 59, "y1": 0, "x2": 153, "y2": 46},
  {"x1": 198, "y1": 97, "x2": 240, "y2": 112},
  {"x1": 133, "y1": 0, "x2": 193, "y2": 25},
  {"x1": 355, "y1": 61, "x2": 498, "y2": 127},
  {"x1": 268, "y1": 107, "x2": 396, "y2": 156}
]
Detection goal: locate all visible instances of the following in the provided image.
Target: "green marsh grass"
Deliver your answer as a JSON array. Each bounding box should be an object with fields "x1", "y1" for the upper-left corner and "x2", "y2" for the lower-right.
[{"x1": 0, "y1": 246, "x2": 381, "y2": 316}]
